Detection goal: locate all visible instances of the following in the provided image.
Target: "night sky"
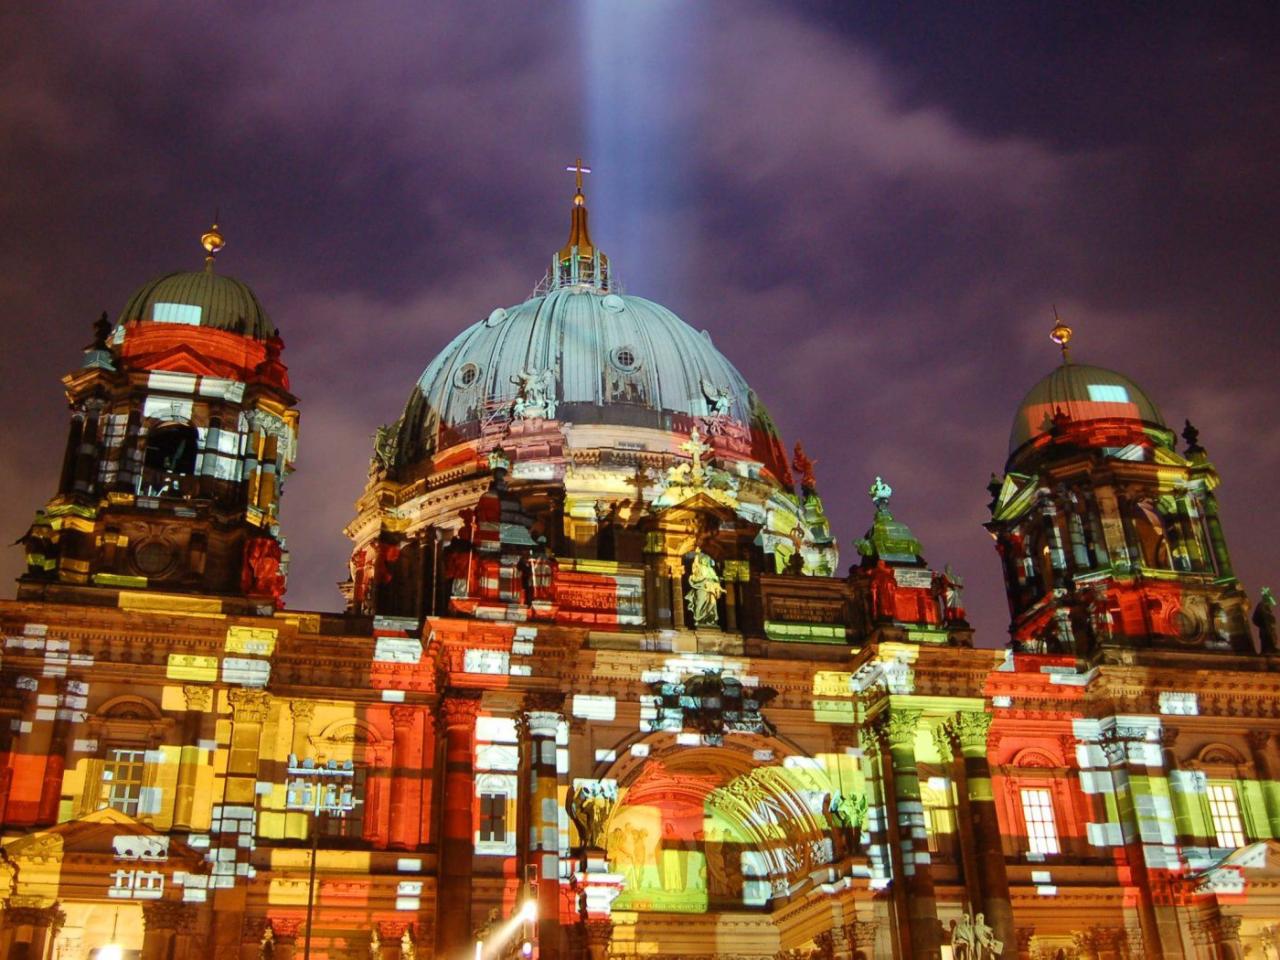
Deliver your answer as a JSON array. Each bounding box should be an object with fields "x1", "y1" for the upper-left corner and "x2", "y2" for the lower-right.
[{"x1": 3, "y1": 3, "x2": 1278, "y2": 646}]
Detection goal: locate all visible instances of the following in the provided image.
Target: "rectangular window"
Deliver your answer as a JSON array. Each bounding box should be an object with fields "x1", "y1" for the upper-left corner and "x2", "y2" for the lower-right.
[
  {"x1": 921, "y1": 778, "x2": 954, "y2": 855},
  {"x1": 1087, "y1": 383, "x2": 1130, "y2": 403},
  {"x1": 102, "y1": 749, "x2": 147, "y2": 816},
  {"x1": 1207, "y1": 782, "x2": 1246, "y2": 847},
  {"x1": 151, "y1": 302, "x2": 202, "y2": 325},
  {"x1": 1020, "y1": 787, "x2": 1060, "y2": 855},
  {"x1": 479, "y1": 792, "x2": 507, "y2": 843}
]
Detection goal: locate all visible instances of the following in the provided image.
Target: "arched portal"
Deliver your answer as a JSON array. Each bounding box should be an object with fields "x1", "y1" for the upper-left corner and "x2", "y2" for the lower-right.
[{"x1": 599, "y1": 734, "x2": 862, "y2": 916}]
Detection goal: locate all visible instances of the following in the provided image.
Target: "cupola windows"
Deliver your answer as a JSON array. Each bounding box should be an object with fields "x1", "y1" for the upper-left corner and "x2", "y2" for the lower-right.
[{"x1": 140, "y1": 423, "x2": 198, "y2": 497}]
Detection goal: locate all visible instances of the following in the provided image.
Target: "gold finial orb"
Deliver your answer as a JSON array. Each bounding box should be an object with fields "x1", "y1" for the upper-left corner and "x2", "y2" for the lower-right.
[
  {"x1": 201, "y1": 222, "x2": 225, "y2": 257},
  {"x1": 1049, "y1": 307, "x2": 1072, "y2": 362}
]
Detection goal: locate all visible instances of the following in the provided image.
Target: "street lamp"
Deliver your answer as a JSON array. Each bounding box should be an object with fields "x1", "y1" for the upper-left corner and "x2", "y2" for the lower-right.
[
  {"x1": 285, "y1": 754, "x2": 358, "y2": 960},
  {"x1": 98, "y1": 907, "x2": 123, "y2": 960}
]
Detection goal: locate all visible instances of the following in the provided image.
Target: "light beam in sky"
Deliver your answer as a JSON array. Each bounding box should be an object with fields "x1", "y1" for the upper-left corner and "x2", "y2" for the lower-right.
[{"x1": 583, "y1": 0, "x2": 704, "y2": 304}]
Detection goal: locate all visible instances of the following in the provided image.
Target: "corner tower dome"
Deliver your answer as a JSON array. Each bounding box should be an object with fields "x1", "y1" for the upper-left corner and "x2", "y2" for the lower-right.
[
  {"x1": 117, "y1": 222, "x2": 275, "y2": 340},
  {"x1": 1007, "y1": 313, "x2": 1168, "y2": 459},
  {"x1": 1009, "y1": 362, "x2": 1167, "y2": 454}
]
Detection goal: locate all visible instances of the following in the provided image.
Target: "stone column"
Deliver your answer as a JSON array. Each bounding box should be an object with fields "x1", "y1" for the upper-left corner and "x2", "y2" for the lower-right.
[
  {"x1": 1102, "y1": 727, "x2": 1183, "y2": 960},
  {"x1": 0, "y1": 902, "x2": 66, "y2": 960},
  {"x1": 289, "y1": 699, "x2": 316, "y2": 759},
  {"x1": 270, "y1": 917, "x2": 302, "y2": 960},
  {"x1": 376, "y1": 920, "x2": 411, "y2": 959},
  {"x1": 858, "y1": 724, "x2": 906, "y2": 958},
  {"x1": 418, "y1": 708, "x2": 438, "y2": 852},
  {"x1": 670, "y1": 559, "x2": 686, "y2": 630},
  {"x1": 1015, "y1": 928, "x2": 1034, "y2": 960},
  {"x1": 389, "y1": 705, "x2": 423, "y2": 849},
  {"x1": 238, "y1": 917, "x2": 269, "y2": 960},
  {"x1": 215, "y1": 689, "x2": 272, "y2": 960},
  {"x1": 951, "y1": 712, "x2": 1015, "y2": 959},
  {"x1": 173, "y1": 685, "x2": 214, "y2": 831},
  {"x1": 435, "y1": 691, "x2": 481, "y2": 959},
  {"x1": 1247, "y1": 731, "x2": 1280, "y2": 837},
  {"x1": 141, "y1": 901, "x2": 193, "y2": 960},
  {"x1": 525, "y1": 692, "x2": 565, "y2": 960},
  {"x1": 583, "y1": 917, "x2": 613, "y2": 960},
  {"x1": 933, "y1": 723, "x2": 982, "y2": 917},
  {"x1": 883, "y1": 709, "x2": 941, "y2": 959},
  {"x1": 36, "y1": 679, "x2": 74, "y2": 826}
]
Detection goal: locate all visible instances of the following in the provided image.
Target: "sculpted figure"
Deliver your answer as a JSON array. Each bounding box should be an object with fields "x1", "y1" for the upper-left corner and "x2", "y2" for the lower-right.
[
  {"x1": 686, "y1": 550, "x2": 724, "y2": 627},
  {"x1": 1087, "y1": 583, "x2": 1114, "y2": 644},
  {"x1": 939, "y1": 563, "x2": 967, "y2": 623},
  {"x1": 973, "y1": 912, "x2": 1003, "y2": 959},
  {"x1": 568, "y1": 781, "x2": 616, "y2": 850},
  {"x1": 512, "y1": 367, "x2": 557, "y2": 420},
  {"x1": 1255, "y1": 587, "x2": 1278, "y2": 654},
  {"x1": 701, "y1": 379, "x2": 732, "y2": 417}
]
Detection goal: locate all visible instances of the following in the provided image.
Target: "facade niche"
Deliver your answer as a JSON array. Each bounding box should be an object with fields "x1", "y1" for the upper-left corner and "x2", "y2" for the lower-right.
[{"x1": 140, "y1": 422, "x2": 198, "y2": 497}]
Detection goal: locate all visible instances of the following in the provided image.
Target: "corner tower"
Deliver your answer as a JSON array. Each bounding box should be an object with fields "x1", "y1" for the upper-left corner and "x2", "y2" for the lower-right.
[
  {"x1": 986, "y1": 313, "x2": 1251, "y2": 660},
  {"x1": 19, "y1": 224, "x2": 298, "y2": 607}
]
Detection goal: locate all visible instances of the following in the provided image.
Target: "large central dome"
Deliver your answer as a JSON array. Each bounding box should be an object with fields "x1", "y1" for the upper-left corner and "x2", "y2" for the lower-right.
[
  {"x1": 397, "y1": 286, "x2": 759, "y2": 454},
  {"x1": 389, "y1": 180, "x2": 786, "y2": 479}
]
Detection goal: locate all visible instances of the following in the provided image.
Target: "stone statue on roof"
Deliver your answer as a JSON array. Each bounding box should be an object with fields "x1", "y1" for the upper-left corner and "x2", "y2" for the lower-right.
[
  {"x1": 1255, "y1": 587, "x2": 1278, "y2": 654},
  {"x1": 701, "y1": 379, "x2": 732, "y2": 417},
  {"x1": 512, "y1": 367, "x2": 558, "y2": 420},
  {"x1": 869, "y1": 476, "x2": 892, "y2": 510}
]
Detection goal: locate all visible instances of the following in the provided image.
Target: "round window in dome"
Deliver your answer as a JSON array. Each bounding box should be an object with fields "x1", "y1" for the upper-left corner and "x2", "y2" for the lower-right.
[
  {"x1": 454, "y1": 362, "x2": 483, "y2": 388},
  {"x1": 610, "y1": 346, "x2": 641, "y2": 373},
  {"x1": 602, "y1": 294, "x2": 625, "y2": 313},
  {"x1": 485, "y1": 307, "x2": 508, "y2": 327}
]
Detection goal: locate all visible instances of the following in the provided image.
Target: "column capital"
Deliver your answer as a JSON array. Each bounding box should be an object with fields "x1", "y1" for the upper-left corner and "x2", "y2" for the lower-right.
[
  {"x1": 440, "y1": 691, "x2": 482, "y2": 729},
  {"x1": 142, "y1": 900, "x2": 194, "y2": 933},
  {"x1": 857, "y1": 723, "x2": 884, "y2": 755},
  {"x1": 951, "y1": 711, "x2": 993, "y2": 755},
  {"x1": 931, "y1": 722, "x2": 957, "y2": 761},
  {"x1": 228, "y1": 688, "x2": 271, "y2": 723},
  {"x1": 524, "y1": 709, "x2": 562, "y2": 739},
  {"x1": 524, "y1": 689, "x2": 566, "y2": 713},
  {"x1": 288, "y1": 699, "x2": 317, "y2": 722},
  {"x1": 884, "y1": 709, "x2": 922, "y2": 749},
  {"x1": 270, "y1": 917, "x2": 303, "y2": 944},
  {"x1": 390, "y1": 704, "x2": 419, "y2": 730},
  {"x1": 1247, "y1": 728, "x2": 1271, "y2": 752},
  {"x1": 2, "y1": 901, "x2": 65, "y2": 934},
  {"x1": 182, "y1": 684, "x2": 214, "y2": 712},
  {"x1": 376, "y1": 918, "x2": 413, "y2": 940}
]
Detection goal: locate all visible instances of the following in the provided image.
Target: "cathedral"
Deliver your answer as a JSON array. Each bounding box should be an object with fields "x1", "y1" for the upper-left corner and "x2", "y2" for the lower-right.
[{"x1": 2, "y1": 170, "x2": 1279, "y2": 960}]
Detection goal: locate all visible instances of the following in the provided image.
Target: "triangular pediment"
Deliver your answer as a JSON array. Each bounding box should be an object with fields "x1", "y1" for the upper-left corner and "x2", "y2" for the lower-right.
[
  {"x1": 130, "y1": 343, "x2": 244, "y2": 379},
  {"x1": 3, "y1": 808, "x2": 203, "y2": 866},
  {"x1": 653, "y1": 491, "x2": 739, "y2": 524},
  {"x1": 992, "y1": 472, "x2": 1037, "y2": 522}
]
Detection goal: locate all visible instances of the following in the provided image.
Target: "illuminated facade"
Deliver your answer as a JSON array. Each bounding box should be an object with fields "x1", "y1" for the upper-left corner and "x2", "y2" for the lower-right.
[{"x1": 3, "y1": 182, "x2": 1280, "y2": 960}]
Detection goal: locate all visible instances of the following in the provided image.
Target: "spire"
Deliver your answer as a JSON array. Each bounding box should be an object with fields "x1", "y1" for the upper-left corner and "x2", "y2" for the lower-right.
[
  {"x1": 1049, "y1": 306, "x2": 1073, "y2": 364},
  {"x1": 537, "y1": 158, "x2": 611, "y2": 294},
  {"x1": 559, "y1": 157, "x2": 595, "y2": 261},
  {"x1": 201, "y1": 217, "x2": 225, "y2": 273}
]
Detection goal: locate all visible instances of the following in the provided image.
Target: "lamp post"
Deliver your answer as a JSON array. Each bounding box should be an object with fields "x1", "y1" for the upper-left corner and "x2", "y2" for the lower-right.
[
  {"x1": 285, "y1": 754, "x2": 358, "y2": 960},
  {"x1": 98, "y1": 908, "x2": 123, "y2": 960}
]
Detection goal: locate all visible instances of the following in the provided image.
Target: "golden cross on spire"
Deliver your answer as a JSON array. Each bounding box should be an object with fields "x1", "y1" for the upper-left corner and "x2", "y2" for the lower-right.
[{"x1": 565, "y1": 157, "x2": 592, "y2": 198}]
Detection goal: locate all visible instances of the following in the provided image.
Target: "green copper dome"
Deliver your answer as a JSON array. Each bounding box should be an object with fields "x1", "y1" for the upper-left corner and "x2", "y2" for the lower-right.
[
  {"x1": 1009, "y1": 363, "x2": 1166, "y2": 454},
  {"x1": 118, "y1": 270, "x2": 275, "y2": 340},
  {"x1": 391, "y1": 285, "x2": 783, "y2": 470}
]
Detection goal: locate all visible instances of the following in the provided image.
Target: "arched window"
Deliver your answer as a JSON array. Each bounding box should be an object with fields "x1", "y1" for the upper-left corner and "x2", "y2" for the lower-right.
[
  {"x1": 140, "y1": 423, "x2": 198, "y2": 497},
  {"x1": 1131, "y1": 500, "x2": 1172, "y2": 570}
]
